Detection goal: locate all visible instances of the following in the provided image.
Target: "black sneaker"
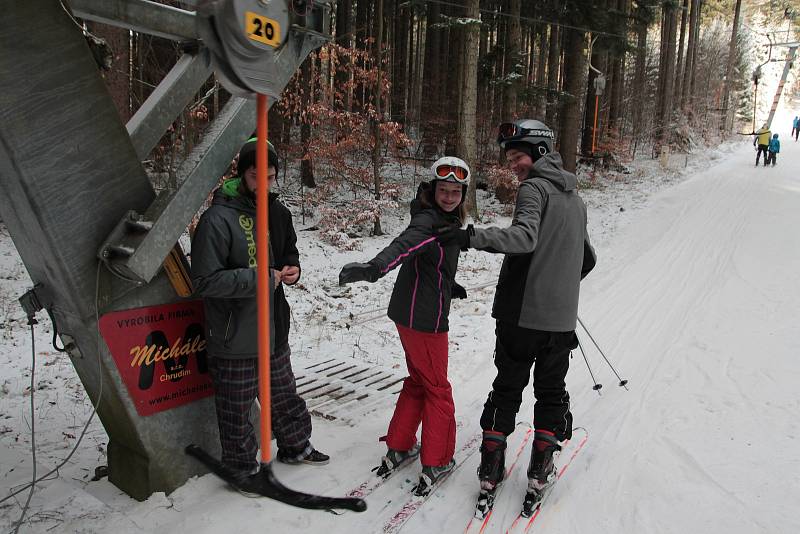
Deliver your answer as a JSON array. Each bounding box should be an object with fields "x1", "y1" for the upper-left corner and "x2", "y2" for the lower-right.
[
  {"x1": 277, "y1": 445, "x2": 330, "y2": 466},
  {"x1": 527, "y1": 430, "x2": 561, "y2": 490},
  {"x1": 477, "y1": 431, "x2": 507, "y2": 491},
  {"x1": 230, "y1": 465, "x2": 262, "y2": 498}
]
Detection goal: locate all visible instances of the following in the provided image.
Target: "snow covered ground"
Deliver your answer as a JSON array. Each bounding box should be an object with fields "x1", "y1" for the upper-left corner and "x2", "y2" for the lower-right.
[{"x1": 2, "y1": 123, "x2": 800, "y2": 533}]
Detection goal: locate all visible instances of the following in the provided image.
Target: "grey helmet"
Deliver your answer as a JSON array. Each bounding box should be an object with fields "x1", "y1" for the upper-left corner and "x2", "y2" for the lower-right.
[{"x1": 497, "y1": 119, "x2": 555, "y2": 156}]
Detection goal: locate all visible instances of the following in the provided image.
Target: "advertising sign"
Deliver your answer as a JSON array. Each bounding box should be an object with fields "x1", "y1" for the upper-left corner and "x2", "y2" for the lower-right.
[{"x1": 98, "y1": 300, "x2": 213, "y2": 416}]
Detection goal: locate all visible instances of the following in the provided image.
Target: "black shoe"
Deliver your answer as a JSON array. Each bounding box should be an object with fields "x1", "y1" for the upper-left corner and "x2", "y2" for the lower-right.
[
  {"x1": 230, "y1": 465, "x2": 262, "y2": 498},
  {"x1": 527, "y1": 430, "x2": 561, "y2": 489},
  {"x1": 277, "y1": 445, "x2": 330, "y2": 466},
  {"x1": 477, "y1": 431, "x2": 507, "y2": 491},
  {"x1": 376, "y1": 443, "x2": 421, "y2": 477},
  {"x1": 414, "y1": 459, "x2": 456, "y2": 496}
]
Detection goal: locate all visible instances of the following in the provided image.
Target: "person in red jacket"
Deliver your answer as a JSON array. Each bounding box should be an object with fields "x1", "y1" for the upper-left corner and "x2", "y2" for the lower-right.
[{"x1": 338, "y1": 156, "x2": 470, "y2": 496}]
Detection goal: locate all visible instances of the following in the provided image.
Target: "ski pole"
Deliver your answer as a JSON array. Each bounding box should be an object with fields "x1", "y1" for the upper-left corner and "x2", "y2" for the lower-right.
[
  {"x1": 576, "y1": 335, "x2": 602, "y2": 395},
  {"x1": 577, "y1": 316, "x2": 629, "y2": 390}
]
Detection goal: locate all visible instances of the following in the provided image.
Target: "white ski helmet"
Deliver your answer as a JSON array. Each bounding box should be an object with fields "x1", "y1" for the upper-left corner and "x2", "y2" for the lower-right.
[
  {"x1": 431, "y1": 156, "x2": 471, "y2": 186},
  {"x1": 497, "y1": 119, "x2": 555, "y2": 156}
]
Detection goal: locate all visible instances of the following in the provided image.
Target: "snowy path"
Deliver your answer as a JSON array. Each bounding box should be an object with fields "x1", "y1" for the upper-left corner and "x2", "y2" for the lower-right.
[
  {"x1": 570, "y1": 143, "x2": 800, "y2": 534},
  {"x1": 3, "y1": 139, "x2": 800, "y2": 533}
]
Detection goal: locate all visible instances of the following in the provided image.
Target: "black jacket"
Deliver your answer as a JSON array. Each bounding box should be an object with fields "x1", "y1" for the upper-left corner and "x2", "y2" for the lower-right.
[
  {"x1": 370, "y1": 183, "x2": 462, "y2": 333},
  {"x1": 191, "y1": 178, "x2": 300, "y2": 358}
]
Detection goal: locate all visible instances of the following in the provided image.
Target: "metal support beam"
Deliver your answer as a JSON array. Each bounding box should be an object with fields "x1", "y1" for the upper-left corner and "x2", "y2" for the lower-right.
[
  {"x1": 70, "y1": 0, "x2": 197, "y2": 41},
  {"x1": 127, "y1": 50, "x2": 213, "y2": 160},
  {"x1": 108, "y1": 27, "x2": 331, "y2": 283},
  {"x1": 110, "y1": 96, "x2": 257, "y2": 283}
]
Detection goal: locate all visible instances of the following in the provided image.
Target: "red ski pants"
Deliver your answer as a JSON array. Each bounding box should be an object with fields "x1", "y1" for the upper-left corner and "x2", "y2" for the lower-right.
[{"x1": 386, "y1": 323, "x2": 456, "y2": 467}]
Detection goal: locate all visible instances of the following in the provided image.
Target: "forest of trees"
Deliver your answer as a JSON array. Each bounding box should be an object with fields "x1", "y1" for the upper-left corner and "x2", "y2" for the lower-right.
[{"x1": 90, "y1": 0, "x2": 797, "y2": 241}]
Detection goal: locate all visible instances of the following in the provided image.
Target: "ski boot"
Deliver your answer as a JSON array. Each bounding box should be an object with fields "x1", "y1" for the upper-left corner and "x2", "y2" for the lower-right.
[
  {"x1": 521, "y1": 430, "x2": 561, "y2": 517},
  {"x1": 375, "y1": 443, "x2": 421, "y2": 478},
  {"x1": 414, "y1": 459, "x2": 456, "y2": 497},
  {"x1": 474, "y1": 431, "x2": 507, "y2": 518}
]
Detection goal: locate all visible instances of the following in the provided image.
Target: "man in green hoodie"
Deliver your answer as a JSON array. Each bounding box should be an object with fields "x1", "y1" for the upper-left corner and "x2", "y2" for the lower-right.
[
  {"x1": 191, "y1": 138, "x2": 328, "y2": 484},
  {"x1": 437, "y1": 119, "x2": 596, "y2": 502}
]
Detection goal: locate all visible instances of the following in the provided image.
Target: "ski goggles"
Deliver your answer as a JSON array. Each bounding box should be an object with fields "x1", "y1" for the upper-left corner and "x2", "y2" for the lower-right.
[
  {"x1": 497, "y1": 122, "x2": 555, "y2": 144},
  {"x1": 435, "y1": 164, "x2": 469, "y2": 183}
]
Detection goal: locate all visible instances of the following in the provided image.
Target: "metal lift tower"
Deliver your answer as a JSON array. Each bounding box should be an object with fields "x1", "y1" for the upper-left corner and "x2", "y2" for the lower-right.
[{"x1": 0, "y1": 0, "x2": 331, "y2": 500}]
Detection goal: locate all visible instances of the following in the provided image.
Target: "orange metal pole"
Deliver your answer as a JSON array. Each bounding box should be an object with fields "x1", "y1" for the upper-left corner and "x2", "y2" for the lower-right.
[
  {"x1": 256, "y1": 94, "x2": 272, "y2": 464},
  {"x1": 591, "y1": 94, "x2": 599, "y2": 154}
]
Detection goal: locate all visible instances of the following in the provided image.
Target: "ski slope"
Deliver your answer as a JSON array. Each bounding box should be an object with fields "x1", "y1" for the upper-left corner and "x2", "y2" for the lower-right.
[{"x1": 2, "y1": 135, "x2": 800, "y2": 533}]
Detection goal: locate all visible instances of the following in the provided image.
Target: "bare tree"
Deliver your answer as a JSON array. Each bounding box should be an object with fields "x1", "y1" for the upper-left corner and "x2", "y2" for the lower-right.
[
  {"x1": 457, "y1": 0, "x2": 481, "y2": 219},
  {"x1": 681, "y1": 0, "x2": 699, "y2": 110},
  {"x1": 655, "y1": 2, "x2": 678, "y2": 147},
  {"x1": 372, "y1": 0, "x2": 384, "y2": 235},
  {"x1": 501, "y1": 0, "x2": 522, "y2": 120},
  {"x1": 673, "y1": 0, "x2": 689, "y2": 109},
  {"x1": 559, "y1": 28, "x2": 586, "y2": 172},
  {"x1": 720, "y1": 0, "x2": 742, "y2": 131}
]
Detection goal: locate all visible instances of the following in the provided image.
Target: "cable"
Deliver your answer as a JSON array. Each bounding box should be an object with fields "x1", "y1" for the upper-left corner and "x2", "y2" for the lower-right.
[
  {"x1": 59, "y1": 0, "x2": 103, "y2": 41},
  {"x1": 0, "y1": 264, "x2": 105, "y2": 510},
  {"x1": 46, "y1": 308, "x2": 67, "y2": 353},
  {"x1": 12, "y1": 322, "x2": 38, "y2": 534},
  {"x1": 418, "y1": 0, "x2": 628, "y2": 39}
]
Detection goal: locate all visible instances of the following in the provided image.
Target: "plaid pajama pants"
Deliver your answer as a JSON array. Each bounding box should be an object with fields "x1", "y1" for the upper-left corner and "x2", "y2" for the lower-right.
[{"x1": 208, "y1": 343, "x2": 312, "y2": 474}]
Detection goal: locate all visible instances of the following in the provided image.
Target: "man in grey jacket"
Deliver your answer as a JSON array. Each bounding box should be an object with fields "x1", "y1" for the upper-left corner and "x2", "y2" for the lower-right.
[{"x1": 437, "y1": 119, "x2": 595, "y2": 497}]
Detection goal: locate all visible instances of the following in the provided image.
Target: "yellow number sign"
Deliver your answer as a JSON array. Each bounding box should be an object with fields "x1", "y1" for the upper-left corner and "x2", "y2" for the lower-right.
[{"x1": 245, "y1": 11, "x2": 281, "y2": 47}]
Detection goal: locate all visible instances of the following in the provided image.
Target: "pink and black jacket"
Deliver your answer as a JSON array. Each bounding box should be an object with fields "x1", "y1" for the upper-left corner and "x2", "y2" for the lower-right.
[{"x1": 368, "y1": 183, "x2": 462, "y2": 334}]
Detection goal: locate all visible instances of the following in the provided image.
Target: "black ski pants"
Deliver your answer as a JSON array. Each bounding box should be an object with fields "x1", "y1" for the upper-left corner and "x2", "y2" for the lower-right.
[
  {"x1": 480, "y1": 321, "x2": 578, "y2": 441},
  {"x1": 756, "y1": 144, "x2": 769, "y2": 165}
]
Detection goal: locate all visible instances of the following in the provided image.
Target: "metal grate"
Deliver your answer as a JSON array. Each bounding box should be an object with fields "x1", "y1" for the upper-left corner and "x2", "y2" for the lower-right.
[{"x1": 295, "y1": 359, "x2": 405, "y2": 426}]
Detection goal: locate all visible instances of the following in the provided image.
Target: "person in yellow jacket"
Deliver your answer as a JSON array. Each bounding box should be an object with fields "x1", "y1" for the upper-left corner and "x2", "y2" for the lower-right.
[{"x1": 754, "y1": 123, "x2": 771, "y2": 166}]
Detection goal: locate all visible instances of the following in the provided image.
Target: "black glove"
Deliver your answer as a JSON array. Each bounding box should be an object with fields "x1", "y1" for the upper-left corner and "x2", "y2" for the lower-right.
[
  {"x1": 452, "y1": 282, "x2": 467, "y2": 299},
  {"x1": 339, "y1": 262, "x2": 380, "y2": 285},
  {"x1": 435, "y1": 223, "x2": 473, "y2": 251}
]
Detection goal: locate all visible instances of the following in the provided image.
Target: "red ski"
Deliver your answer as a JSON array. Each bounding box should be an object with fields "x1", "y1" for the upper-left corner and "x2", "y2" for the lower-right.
[{"x1": 505, "y1": 427, "x2": 589, "y2": 533}]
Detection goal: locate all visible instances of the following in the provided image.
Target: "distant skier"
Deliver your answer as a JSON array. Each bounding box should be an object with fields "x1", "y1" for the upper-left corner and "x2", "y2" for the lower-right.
[
  {"x1": 435, "y1": 120, "x2": 596, "y2": 511},
  {"x1": 768, "y1": 133, "x2": 780, "y2": 166},
  {"x1": 754, "y1": 123, "x2": 771, "y2": 166},
  {"x1": 338, "y1": 157, "x2": 472, "y2": 496},
  {"x1": 792, "y1": 116, "x2": 799, "y2": 141}
]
